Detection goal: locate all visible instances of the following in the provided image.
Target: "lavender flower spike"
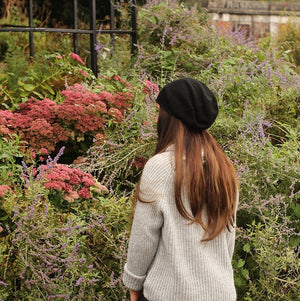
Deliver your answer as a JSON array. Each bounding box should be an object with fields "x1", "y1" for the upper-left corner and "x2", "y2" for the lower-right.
[{"x1": 75, "y1": 277, "x2": 84, "y2": 287}]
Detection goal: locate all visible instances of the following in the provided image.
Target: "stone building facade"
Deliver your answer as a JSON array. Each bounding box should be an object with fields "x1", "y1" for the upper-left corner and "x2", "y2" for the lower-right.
[{"x1": 206, "y1": 0, "x2": 300, "y2": 38}]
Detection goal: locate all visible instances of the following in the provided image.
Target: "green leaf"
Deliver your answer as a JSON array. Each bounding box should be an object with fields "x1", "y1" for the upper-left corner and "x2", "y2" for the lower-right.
[
  {"x1": 237, "y1": 259, "x2": 245, "y2": 268},
  {"x1": 163, "y1": 51, "x2": 173, "y2": 58},
  {"x1": 241, "y1": 268, "x2": 249, "y2": 278},
  {"x1": 290, "y1": 202, "x2": 300, "y2": 218},
  {"x1": 1, "y1": 103, "x2": 9, "y2": 109},
  {"x1": 42, "y1": 84, "x2": 55, "y2": 95},
  {"x1": 150, "y1": 16, "x2": 157, "y2": 25},
  {"x1": 32, "y1": 91, "x2": 44, "y2": 98},
  {"x1": 23, "y1": 83, "x2": 36, "y2": 91},
  {"x1": 289, "y1": 235, "x2": 300, "y2": 247},
  {"x1": 243, "y1": 243, "x2": 251, "y2": 253},
  {"x1": 0, "y1": 215, "x2": 9, "y2": 221}
]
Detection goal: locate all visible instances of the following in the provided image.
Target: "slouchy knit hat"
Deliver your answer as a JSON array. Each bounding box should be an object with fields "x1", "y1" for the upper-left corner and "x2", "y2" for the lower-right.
[{"x1": 156, "y1": 78, "x2": 218, "y2": 130}]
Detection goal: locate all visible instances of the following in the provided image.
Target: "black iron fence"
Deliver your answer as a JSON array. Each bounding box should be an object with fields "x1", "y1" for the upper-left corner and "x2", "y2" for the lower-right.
[{"x1": 0, "y1": 0, "x2": 138, "y2": 77}]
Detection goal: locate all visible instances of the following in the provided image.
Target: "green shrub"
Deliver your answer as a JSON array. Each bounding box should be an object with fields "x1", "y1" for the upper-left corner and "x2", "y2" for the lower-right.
[
  {"x1": 0, "y1": 0, "x2": 299, "y2": 300},
  {"x1": 0, "y1": 149, "x2": 132, "y2": 300},
  {"x1": 277, "y1": 19, "x2": 300, "y2": 70}
]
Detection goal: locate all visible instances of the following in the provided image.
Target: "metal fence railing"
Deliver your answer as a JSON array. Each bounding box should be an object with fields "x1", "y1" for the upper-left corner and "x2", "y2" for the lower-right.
[{"x1": 0, "y1": 0, "x2": 138, "y2": 77}]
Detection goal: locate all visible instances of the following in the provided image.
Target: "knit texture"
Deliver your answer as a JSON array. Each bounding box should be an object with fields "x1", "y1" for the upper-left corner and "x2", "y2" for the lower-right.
[{"x1": 123, "y1": 148, "x2": 237, "y2": 301}]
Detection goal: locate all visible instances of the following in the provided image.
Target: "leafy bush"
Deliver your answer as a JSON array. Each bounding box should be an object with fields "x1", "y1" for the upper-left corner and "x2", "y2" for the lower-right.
[
  {"x1": 0, "y1": 0, "x2": 73, "y2": 62},
  {"x1": 228, "y1": 113, "x2": 300, "y2": 299},
  {"x1": 0, "y1": 148, "x2": 132, "y2": 300},
  {"x1": 0, "y1": 52, "x2": 94, "y2": 110},
  {"x1": 0, "y1": 77, "x2": 134, "y2": 162},
  {"x1": 0, "y1": 0, "x2": 299, "y2": 300},
  {"x1": 277, "y1": 19, "x2": 300, "y2": 71},
  {"x1": 135, "y1": 0, "x2": 211, "y2": 79}
]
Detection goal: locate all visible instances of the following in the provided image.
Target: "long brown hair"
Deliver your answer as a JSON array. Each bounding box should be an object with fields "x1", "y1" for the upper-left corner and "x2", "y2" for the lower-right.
[{"x1": 138, "y1": 107, "x2": 238, "y2": 242}]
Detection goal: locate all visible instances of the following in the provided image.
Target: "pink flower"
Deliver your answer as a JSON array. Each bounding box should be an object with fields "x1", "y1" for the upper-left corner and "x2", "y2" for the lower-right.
[
  {"x1": 0, "y1": 185, "x2": 12, "y2": 197},
  {"x1": 99, "y1": 91, "x2": 114, "y2": 102},
  {"x1": 93, "y1": 182, "x2": 109, "y2": 194},
  {"x1": 78, "y1": 187, "x2": 91, "y2": 199},
  {"x1": 56, "y1": 55, "x2": 63, "y2": 59},
  {"x1": 44, "y1": 182, "x2": 64, "y2": 191},
  {"x1": 143, "y1": 80, "x2": 159, "y2": 95},
  {"x1": 40, "y1": 148, "x2": 49, "y2": 155},
  {"x1": 75, "y1": 277, "x2": 84, "y2": 286},
  {"x1": 0, "y1": 125, "x2": 10, "y2": 135},
  {"x1": 63, "y1": 191, "x2": 80, "y2": 203},
  {"x1": 112, "y1": 75, "x2": 132, "y2": 88},
  {"x1": 43, "y1": 164, "x2": 95, "y2": 199},
  {"x1": 110, "y1": 92, "x2": 133, "y2": 112},
  {"x1": 69, "y1": 52, "x2": 85, "y2": 65},
  {"x1": 108, "y1": 108, "x2": 124, "y2": 123},
  {"x1": 78, "y1": 70, "x2": 88, "y2": 77}
]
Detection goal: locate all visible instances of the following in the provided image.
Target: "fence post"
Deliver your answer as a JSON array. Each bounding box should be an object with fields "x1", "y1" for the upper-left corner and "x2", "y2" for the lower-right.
[
  {"x1": 29, "y1": 0, "x2": 34, "y2": 56},
  {"x1": 0, "y1": 0, "x2": 137, "y2": 76},
  {"x1": 73, "y1": 0, "x2": 79, "y2": 54},
  {"x1": 131, "y1": 0, "x2": 137, "y2": 54},
  {"x1": 90, "y1": 0, "x2": 97, "y2": 77},
  {"x1": 110, "y1": 0, "x2": 115, "y2": 50}
]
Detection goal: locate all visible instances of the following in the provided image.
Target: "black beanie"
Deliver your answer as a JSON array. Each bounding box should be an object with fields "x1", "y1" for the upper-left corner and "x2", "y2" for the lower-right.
[{"x1": 156, "y1": 78, "x2": 218, "y2": 130}]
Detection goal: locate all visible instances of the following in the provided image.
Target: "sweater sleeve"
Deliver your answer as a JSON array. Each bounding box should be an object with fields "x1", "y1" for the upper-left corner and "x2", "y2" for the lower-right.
[{"x1": 123, "y1": 156, "x2": 165, "y2": 291}]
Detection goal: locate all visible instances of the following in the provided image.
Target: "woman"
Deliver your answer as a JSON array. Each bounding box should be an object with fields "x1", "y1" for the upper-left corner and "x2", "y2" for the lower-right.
[{"x1": 123, "y1": 78, "x2": 238, "y2": 301}]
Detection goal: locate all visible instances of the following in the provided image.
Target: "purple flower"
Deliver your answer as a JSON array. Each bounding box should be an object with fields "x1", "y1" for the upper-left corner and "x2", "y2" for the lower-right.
[
  {"x1": 75, "y1": 277, "x2": 84, "y2": 287},
  {"x1": 73, "y1": 243, "x2": 80, "y2": 253},
  {"x1": 0, "y1": 280, "x2": 8, "y2": 287}
]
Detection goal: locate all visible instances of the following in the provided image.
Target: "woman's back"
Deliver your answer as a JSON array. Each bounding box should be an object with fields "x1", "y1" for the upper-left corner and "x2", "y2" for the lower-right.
[
  {"x1": 123, "y1": 148, "x2": 236, "y2": 301},
  {"x1": 123, "y1": 78, "x2": 238, "y2": 301}
]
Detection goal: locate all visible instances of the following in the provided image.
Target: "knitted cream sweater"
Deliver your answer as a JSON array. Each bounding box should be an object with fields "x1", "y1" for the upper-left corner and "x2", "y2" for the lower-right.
[{"x1": 123, "y1": 147, "x2": 237, "y2": 301}]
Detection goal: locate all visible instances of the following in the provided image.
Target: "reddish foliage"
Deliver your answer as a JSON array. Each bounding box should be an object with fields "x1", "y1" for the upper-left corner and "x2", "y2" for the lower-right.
[
  {"x1": 22, "y1": 118, "x2": 68, "y2": 152},
  {"x1": 132, "y1": 156, "x2": 147, "y2": 169},
  {"x1": 0, "y1": 185, "x2": 12, "y2": 197},
  {"x1": 18, "y1": 98, "x2": 57, "y2": 121},
  {"x1": 78, "y1": 70, "x2": 88, "y2": 77},
  {"x1": 142, "y1": 80, "x2": 159, "y2": 95},
  {"x1": 108, "y1": 108, "x2": 124, "y2": 123},
  {"x1": 69, "y1": 52, "x2": 85, "y2": 65},
  {"x1": 59, "y1": 84, "x2": 107, "y2": 133},
  {"x1": 0, "y1": 83, "x2": 134, "y2": 153},
  {"x1": 112, "y1": 74, "x2": 133, "y2": 88},
  {"x1": 44, "y1": 163, "x2": 95, "y2": 201},
  {"x1": 110, "y1": 92, "x2": 133, "y2": 112}
]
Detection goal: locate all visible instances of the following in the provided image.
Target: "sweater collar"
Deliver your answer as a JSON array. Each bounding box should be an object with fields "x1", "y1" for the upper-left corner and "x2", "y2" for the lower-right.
[{"x1": 165, "y1": 144, "x2": 175, "y2": 152}]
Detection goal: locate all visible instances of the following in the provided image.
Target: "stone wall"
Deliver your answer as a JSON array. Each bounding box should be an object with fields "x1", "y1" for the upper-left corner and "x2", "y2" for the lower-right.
[{"x1": 207, "y1": 0, "x2": 300, "y2": 38}]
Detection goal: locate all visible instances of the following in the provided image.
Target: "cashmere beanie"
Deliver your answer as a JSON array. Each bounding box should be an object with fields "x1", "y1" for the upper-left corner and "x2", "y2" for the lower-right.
[{"x1": 156, "y1": 78, "x2": 218, "y2": 130}]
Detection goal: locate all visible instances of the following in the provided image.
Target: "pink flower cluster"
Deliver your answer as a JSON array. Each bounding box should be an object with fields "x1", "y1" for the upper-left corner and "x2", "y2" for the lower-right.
[
  {"x1": 142, "y1": 80, "x2": 159, "y2": 95},
  {"x1": 0, "y1": 83, "x2": 134, "y2": 152},
  {"x1": 112, "y1": 75, "x2": 133, "y2": 88},
  {"x1": 44, "y1": 164, "x2": 95, "y2": 202},
  {"x1": 59, "y1": 84, "x2": 107, "y2": 132},
  {"x1": 69, "y1": 52, "x2": 85, "y2": 65},
  {"x1": 0, "y1": 185, "x2": 12, "y2": 198},
  {"x1": 0, "y1": 99, "x2": 68, "y2": 152}
]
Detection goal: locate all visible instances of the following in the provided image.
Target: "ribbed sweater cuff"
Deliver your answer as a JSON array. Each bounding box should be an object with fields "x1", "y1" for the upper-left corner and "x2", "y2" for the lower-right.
[{"x1": 122, "y1": 263, "x2": 146, "y2": 291}]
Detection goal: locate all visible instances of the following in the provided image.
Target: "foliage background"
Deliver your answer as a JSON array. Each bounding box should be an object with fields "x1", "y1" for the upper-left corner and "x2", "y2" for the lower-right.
[{"x1": 0, "y1": 0, "x2": 299, "y2": 300}]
